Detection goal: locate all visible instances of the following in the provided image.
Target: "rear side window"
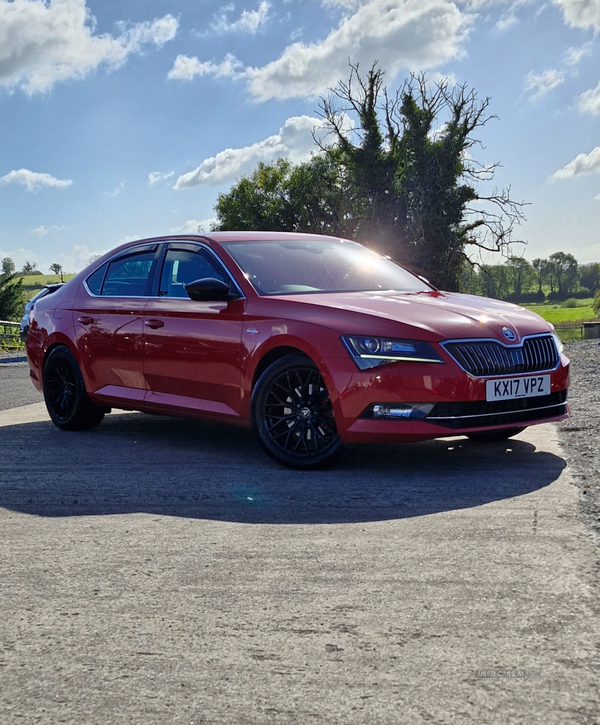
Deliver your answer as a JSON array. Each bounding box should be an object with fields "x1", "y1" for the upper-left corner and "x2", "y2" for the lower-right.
[
  {"x1": 86, "y1": 263, "x2": 108, "y2": 295},
  {"x1": 102, "y1": 251, "x2": 156, "y2": 297}
]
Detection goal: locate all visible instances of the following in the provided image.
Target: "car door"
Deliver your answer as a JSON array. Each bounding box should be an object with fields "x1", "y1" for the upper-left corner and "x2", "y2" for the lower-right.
[
  {"x1": 142, "y1": 242, "x2": 245, "y2": 419},
  {"x1": 72, "y1": 244, "x2": 159, "y2": 404}
]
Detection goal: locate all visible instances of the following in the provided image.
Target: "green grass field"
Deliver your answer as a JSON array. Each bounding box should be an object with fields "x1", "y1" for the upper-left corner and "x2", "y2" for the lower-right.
[
  {"x1": 19, "y1": 273, "x2": 76, "y2": 298},
  {"x1": 522, "y1": 301, "x2": 597, "y2": 325},
  {"x1": 522, "y1": 300, "x2": 598, "y2": 341}
]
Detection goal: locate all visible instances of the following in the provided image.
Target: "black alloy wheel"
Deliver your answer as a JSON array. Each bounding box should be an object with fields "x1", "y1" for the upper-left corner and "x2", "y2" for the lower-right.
[
  {"x1": 251, "y1": 355, "x2": 344, "y2": 469},
  {"x1": 43, "y1": 346, "x2": 105, "y2": 431},
  {"x1": 467, "y1": 426, "x2": 526, "y2": 442}
]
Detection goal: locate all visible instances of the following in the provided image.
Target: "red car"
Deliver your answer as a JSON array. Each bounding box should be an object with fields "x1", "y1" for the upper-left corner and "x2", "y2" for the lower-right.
[{"x1": 26, "y1": 232, "x2": 569, "y2": 468}]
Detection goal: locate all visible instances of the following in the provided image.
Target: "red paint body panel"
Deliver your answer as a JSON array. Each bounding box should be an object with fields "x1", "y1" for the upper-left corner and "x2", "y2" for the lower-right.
[
  {"x1": 142, "y1": 296, "x2": 244, "y2": 417},
  {"x1": 26, "y1": 233, "x2": 570, "y2": 448}
]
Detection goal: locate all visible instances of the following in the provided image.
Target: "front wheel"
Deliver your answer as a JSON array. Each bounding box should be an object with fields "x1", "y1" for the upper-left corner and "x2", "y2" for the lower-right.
[
  {"x1": 43, "y1": 346, "x2": 105, "y2": 431},
  {"x1": 467, "y1": 426, "x2": 526, "y2": 442},
  {"x1": 251, "y1": 355, "x2": 344, "y2": 469}
]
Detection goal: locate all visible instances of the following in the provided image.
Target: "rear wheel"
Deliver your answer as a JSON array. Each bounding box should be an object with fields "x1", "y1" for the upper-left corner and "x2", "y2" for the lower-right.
[
  {"x1": 251, "y1": 355, "x2": 344, "y2": 469},
  {"x1": 467, "y1": 426, "x2": 526, "y2": 442},
  {"x1": 43, "y1": 346, "x2": 105, "y2": 431}
]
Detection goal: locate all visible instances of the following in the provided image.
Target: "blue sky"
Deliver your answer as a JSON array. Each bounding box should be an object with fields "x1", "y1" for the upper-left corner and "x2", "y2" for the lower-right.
[{"x1": 1, "y1": 0, "x2": 599, "y2": 274}]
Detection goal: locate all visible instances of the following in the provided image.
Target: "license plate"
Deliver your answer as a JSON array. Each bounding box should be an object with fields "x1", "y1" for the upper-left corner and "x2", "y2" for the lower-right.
[{"x1": 486, "y1": 374, "x2": 550, "y2": 401}]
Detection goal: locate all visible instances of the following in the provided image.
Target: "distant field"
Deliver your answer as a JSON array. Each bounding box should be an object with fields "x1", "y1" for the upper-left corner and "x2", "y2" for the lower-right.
[
  {"x1": 19, "y1": 273, "x2": 75, "y2": 297},
  {"x1": 522, "y1": 302, "x2": 597, "y2": 325}
]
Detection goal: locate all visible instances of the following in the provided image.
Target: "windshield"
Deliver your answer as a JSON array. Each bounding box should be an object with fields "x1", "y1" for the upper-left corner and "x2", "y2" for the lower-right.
[{"x1": 222, "y1": 239, "x2": 430, "y2": 296}]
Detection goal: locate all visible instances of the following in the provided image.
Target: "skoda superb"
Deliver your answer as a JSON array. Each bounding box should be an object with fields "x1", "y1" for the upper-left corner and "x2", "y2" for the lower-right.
[{"x1": 25, "y1": 232, "x2": 569, "y2": 468}]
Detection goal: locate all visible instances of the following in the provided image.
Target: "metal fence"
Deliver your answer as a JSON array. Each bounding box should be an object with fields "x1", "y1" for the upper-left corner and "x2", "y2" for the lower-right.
[
  {"x1": 0, "y1": 320, "x2": 21, "y2": 348},
  {"x1": 555, "y1": 322, "x2": 600, "y2": 342}
]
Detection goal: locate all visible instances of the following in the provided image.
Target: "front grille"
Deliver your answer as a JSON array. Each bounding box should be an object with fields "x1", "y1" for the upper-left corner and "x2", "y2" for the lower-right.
[
  {"x1": 427, "y1": 390, "x2": 568, "y2": 429},
  {"x1": 443, "y1": 335, "x2": 559, "y2": 377}
]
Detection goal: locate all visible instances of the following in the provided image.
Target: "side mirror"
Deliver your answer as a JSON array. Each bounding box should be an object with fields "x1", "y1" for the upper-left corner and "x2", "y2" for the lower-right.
[{"x1": 185, "y1": 277, "x2": 238, "y2": 302}]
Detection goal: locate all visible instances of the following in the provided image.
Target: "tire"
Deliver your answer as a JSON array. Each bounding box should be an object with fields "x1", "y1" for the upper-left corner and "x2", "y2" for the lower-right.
[
  {"x1": 251, "y1": 355, "x2": 344, "y2": 469},
  {"x1": 467, "y1": 426, "x2": 526, "y2": 442},
  {"x1": 43, "y1": 346, "x2": 105, "y2": 431}
]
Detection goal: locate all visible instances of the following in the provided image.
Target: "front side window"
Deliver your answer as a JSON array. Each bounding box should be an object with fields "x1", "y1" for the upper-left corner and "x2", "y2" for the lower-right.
[
  {"x1": 101, "y1": 251, "x2": 155, "y2": 297},
  {"x1": 159, "y1": 248, "x2": 229, "y2": 298}
]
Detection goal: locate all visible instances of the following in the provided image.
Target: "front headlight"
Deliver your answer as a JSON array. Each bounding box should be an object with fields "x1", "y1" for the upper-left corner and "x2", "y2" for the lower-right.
[
  {"x1": 551, "y1": 330, "x2": 564, "y2": 355},
  {"x1": 342, "y1": 335, "x2": 445, "y2": 370}
]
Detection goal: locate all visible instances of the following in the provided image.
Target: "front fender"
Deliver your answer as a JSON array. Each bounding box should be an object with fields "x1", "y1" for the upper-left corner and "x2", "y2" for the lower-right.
[{"x1": 239, "y1": 322, "x2": 349, "y2": 420}]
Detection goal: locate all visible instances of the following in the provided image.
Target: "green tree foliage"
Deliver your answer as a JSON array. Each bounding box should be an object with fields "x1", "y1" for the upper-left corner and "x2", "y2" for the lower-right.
[
  {"x1": 317, "y1": 66, "x2": 526, "y2": 290},
  {"x1": 0, "y1": 272, "x2": 24, "y2": 321},
  {"x1": 592, "y1": 289, "x2": 600, "y2": 317},
  {"x1": 548, "y1": 252, "x2": 578, "y2": 297},
  {"x1": 506, "y1": 257, "x2": 535, "y2": 299},
  {"x1": 532, "y1": 258, "x2": 549, "y2": 294},
  {"x1": 579, "y1": 263, "x2": 600, "y2": 294},
  {"x1": 477, "y1": 264, "x2": 512, "y2": 300},
  {"x1": 20, "y1": 260, "x2": 40, "y2": 276},
  {"x1": 215, "y1": 157, "x2": 356, "y2": 237},
  {"x1": 50, "y1": 263, "x2": 64, "y2": 282},
  {"x1": 215, "y1": 62, "x2": 525, "y2": 291},
  {"x1": 460, "y1": 252, "x2": 596, "y2": 302},
  {"x1": 2, "y1": 257, "x2": 15, "y2": 276}
]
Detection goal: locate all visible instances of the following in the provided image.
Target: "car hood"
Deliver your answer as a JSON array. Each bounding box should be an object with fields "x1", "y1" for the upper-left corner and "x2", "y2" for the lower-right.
[{"x1": 276, "y1": 290, "x2": 551, "y2": 343}]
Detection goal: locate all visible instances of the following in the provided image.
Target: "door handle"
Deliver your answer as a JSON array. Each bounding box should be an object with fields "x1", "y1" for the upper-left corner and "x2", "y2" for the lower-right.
[
  {"x1": 77, "y1": 316, "x2": 94, "y2": 325},
  {"x1": 144, "y1": 319, "x2": 164, "y2": 329}
]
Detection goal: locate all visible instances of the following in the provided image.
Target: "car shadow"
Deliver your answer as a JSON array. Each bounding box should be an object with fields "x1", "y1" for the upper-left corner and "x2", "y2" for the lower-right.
[{"x1": 0, "y1": 412, "x2": 566, "y2": 524}]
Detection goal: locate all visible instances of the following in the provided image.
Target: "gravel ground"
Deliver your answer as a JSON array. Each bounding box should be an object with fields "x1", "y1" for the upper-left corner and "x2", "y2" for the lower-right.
[{"x1": 558, "y1": 339, "x2": 600, "y2": 549}]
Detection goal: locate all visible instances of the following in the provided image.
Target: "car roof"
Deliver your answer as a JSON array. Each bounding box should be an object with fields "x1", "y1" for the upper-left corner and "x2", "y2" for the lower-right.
[
  {"x1": 199, "y1": 231, "x2": 343, "y2": 244},
  {"x1": 117, "y1": 232, "x2": 345, "y2": 250}
]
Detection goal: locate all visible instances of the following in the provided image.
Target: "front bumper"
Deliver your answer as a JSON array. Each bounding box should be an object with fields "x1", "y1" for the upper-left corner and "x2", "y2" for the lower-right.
[{"x1": 326, "y1": 354, "x2": 570, "y2": 444}]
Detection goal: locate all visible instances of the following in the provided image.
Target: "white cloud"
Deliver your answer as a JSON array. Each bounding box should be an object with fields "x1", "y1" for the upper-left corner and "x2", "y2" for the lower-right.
[
  {"x1": 495, "y1": 13, "x2": 518, "y2": 30},
  {"x1": 321, "y1": 0, "x2": 362, "y2": 8},
  {"x1": 0, "y1": 169, "x2": 72, "y2": 191},
  {"x1": 64, "y1": 244, "x2": 110, "y2": 272},
  {"x1": 552, "y1": 0, "x2": 600, "y2": 31},
  {"x1": 211, "y1": 1, "x2": 270, "y2": 33},
  {"x1": 524, "y1": 68, "x2": 565, "y2": 100},
  {"x1": 174, "y1": 115, "x2": 352, "y2": 188},
  {"x1": 577, "y1": 240, "x2": 600, "y2": 263},
  {"x1": 105, "y1": 181, "x2": 125, "y2": 197},
  {"x1": 31, "y1": 225, "x2": 67, "y2": 237},
  {"x1": 458, "y1": 0, "x2": 536, "y2": 31},
  {"x1": 579, "y1": 81, "x2": 600, "y2": 115},
  {"x1": 245, "y1": 0, "x2": 472, "y2": 101},
  {"x1": 553, "y1": 147, "x2": 600, "y2": 179},
  {"x1": 172, "y1": 0, "x2": 472, "y2": 100},
  {"x1": 168, "y1": 53, "x2": 243, "y2": 81},
  {"x1": 170, "y1": 219, "x2": 218, "y2": 233},
  {"x1": 0, "y1": 243, "x2": 104, "y2": 273},
  {"x1": 564, "y1": 41, "x2": 593, "y2": 66},
  {"x1": 0, "y1": 246, "x2": 42, "y2": 272},
  {"x1": 117, "y1": 235, "x2": 140, "y2": 246},
  {"x1": 0, "y1": 0, "x2": 178, "y2": 94},
  {"x1": 148, "y1": 170, "x2": 175, "y2": 186}
]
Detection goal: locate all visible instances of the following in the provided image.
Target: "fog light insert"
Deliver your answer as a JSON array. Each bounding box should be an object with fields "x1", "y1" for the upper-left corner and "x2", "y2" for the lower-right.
[{"x1": 372, "y1": 403, "x2": 434, "y2": 420}]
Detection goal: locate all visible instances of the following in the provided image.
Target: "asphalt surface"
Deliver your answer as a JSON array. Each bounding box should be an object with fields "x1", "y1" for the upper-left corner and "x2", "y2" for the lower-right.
[
  {"x1": 1, "y1": 358, "x2": 599, "y2": 724},
  {"x1": 0, "y1": 358, "x2": 42, "y2": 411}
]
